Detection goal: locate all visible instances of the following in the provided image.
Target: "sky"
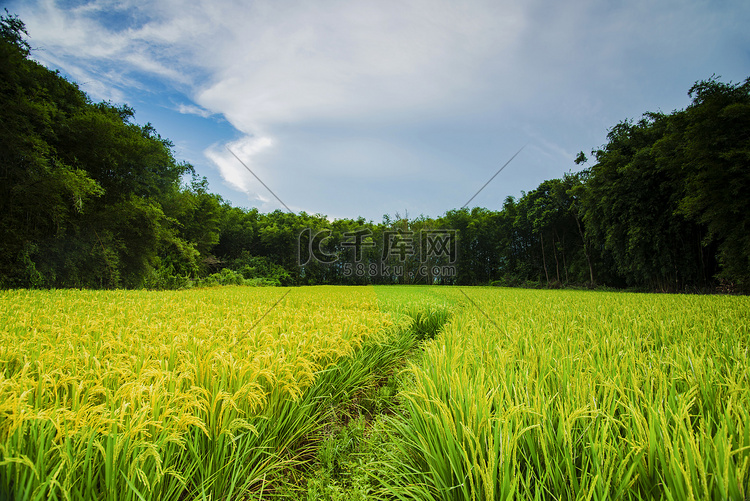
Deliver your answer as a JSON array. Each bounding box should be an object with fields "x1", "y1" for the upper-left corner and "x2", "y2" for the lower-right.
[{"x1": 7, "y1": 0, "x2": 750, "y2": 222}]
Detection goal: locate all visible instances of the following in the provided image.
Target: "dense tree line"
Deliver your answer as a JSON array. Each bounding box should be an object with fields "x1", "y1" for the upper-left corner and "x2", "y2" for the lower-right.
[
  {"x1": 0, "y1": 13, "x2": 217, "y2": 288},
  {"x1": 2, "y1": 14, "x2": 748, "y2": 292}
]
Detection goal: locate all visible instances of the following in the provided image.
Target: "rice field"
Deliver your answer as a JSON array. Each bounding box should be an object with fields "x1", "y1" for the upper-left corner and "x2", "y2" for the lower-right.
[
  {"x1": 0, "y1": 287, "x2": 407, "y2": 500},
  {"x1": 379, "y1": 288, "x2": 750, "y2": 500},
  {"x1": 1, "y1": 286, "x2": 749, "y2": 500}
]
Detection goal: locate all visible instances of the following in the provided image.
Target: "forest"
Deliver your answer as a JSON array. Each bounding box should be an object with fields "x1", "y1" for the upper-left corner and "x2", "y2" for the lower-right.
[{"x1": 2, "y1": 13, "x2": 749, "y2": 292}]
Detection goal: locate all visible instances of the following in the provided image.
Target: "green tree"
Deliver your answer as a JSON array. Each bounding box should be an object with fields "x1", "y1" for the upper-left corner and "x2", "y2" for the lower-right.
[
  {"x1": 0, "y1": 13, "x2": 104, "y2": 286},
  {"x1": 673, "y1": 77, "x2": 750, "y2": 288},
  {"x1": 0, "y1": 13, "x2": 194, "y2": 288},
  {"x1": 583, "y1": 113, "x2": 712, "y2": 290}
]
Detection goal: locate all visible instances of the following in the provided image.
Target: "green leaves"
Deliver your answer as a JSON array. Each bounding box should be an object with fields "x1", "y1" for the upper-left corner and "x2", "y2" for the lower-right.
[{"x1": 0, "y1": 10, "x2": 30, "y2": 55}]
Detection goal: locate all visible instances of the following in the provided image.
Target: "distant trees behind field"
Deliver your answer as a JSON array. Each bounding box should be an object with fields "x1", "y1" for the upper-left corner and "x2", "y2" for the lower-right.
[{"x1": 2, "y1": 14, "x2": 748, "y2": 292}]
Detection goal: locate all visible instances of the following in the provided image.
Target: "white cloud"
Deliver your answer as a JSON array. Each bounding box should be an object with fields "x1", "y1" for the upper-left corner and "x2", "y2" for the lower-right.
[
  {"x1": 20, "y1": 0, "x2": 200, "y2": 99},
  {"x1": 10, "y1": 0, "x2": 750, "y2": 217},
  {"x1": 19, "y1": 0, "x2": 530, "y2": 198},
  {"x1": 177, "y1": 103, "x2": 214, "y2": 118},
  {"x1": 204, "y1": 134, "x2": 276, "y2": 200},
  {"x1": 194, "y1": 1, "x2": 525, "y2": 128}
]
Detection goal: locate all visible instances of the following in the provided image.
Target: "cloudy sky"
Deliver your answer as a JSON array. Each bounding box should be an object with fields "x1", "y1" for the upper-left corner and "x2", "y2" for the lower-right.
[{"x1": 8, "y1": 0, "x2": 749, "y2": 221}]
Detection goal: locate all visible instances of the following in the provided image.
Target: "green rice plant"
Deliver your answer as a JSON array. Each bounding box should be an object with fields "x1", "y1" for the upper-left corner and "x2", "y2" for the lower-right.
[
  {"x1": 0, "y1": 286, "x2": 403, "y2": 500},
  {"x1": 4, "y1": 285, "x2": 749, "y2": 500},
  {"x1": 402, "y1": 304, "x2": 451, "y2": 341},
  {"x1": 378, "y1": 287, "x2": 750, "y2": 500}
]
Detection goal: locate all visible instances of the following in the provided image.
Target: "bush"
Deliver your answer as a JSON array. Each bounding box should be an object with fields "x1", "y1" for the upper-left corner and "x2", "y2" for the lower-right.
[
  {"x1": 145, "y1": 264, "x2": 193, "y2": 290},
  {"x1": 230, "y1": 252, "x2": 293, "y2": 285},
  {"x1": 194, "y1": 268, "x2": 283, "y2": 287}
]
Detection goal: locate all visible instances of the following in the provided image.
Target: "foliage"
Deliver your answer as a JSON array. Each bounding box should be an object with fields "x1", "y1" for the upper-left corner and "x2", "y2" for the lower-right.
[
  {"x1": 0, "y1": 13, "x2": 192, "y2": 289},
  {"x1": 293, "y1": 416, "x2": 398, "y2": 501}
]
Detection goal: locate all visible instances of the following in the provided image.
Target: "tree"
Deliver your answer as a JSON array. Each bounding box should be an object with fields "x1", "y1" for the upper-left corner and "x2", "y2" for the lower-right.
[
  {"x1": 0, "y1": 13, "x2": 195, "y2": 288},
  {"x1": 0, "y1": 13, "x2": 104, "y2": 286},
  {"x1": 564, "y1": 172, "x2": 595, "y2": 286},
  {"x1": 674, "y1": 77, "x2": 750, "y2": 288},
  {"x1": 582, "y1": 111, "x2": 715, "y2": 290}
]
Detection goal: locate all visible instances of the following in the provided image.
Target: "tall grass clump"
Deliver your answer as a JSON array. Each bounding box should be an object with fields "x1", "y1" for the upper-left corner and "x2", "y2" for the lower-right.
[
  {"x1": 375, "y1": 286, "x2": 457, "y2": 342},
  {"x1": 381, "y1": 287, "x2": 750, "y2": 500}
]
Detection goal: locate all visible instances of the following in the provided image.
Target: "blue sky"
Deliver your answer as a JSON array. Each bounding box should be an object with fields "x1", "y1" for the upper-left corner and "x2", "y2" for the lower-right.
[{"x1": 8, "y1": 0, "x2": 750, "y2": 221}]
